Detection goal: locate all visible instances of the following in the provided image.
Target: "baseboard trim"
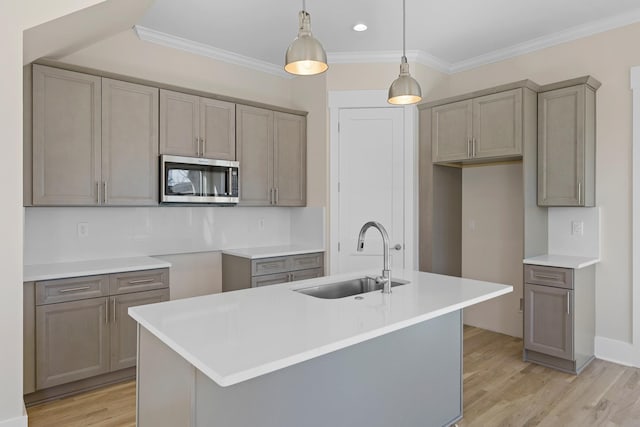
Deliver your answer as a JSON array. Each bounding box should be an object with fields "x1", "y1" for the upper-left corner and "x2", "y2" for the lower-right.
[
  {"x1": 0, "y1": 414, "x2": 28, "y2": 427},
  {"x1": 595, "y1": 335, "x2": 637, "y2": 367}
]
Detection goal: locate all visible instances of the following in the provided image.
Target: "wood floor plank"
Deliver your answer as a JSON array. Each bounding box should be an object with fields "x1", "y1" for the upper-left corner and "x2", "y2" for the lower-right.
[{"x1": 26, "y1": 327, "x2": 640, "y2": 427}]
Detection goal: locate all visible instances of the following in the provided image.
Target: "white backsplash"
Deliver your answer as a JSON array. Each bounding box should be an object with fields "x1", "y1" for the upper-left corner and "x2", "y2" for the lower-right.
[
  {"x1": 547, "y1": 207, "x2": 600, "y2": 258},
  {"x1": 24, "y1": 206, "x2": 325, "y2": 264}
]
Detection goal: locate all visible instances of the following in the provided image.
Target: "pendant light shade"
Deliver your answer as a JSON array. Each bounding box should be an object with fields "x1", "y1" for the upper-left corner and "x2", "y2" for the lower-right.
[
  {"x1": 388, "y1": 0, "x2": 422, "y2": 105},
  {"x1": 285, "y1": 2, "x2": 328, "y2": 76}
]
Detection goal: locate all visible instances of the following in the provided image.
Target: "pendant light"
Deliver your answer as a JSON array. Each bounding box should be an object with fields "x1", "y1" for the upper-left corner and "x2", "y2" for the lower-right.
[
  {"x1": 284, "y1": 0, "x2": 328, "y2": 76},
  {"x1": 387, "y1": 0, "x2": 422, "y2": 105}
]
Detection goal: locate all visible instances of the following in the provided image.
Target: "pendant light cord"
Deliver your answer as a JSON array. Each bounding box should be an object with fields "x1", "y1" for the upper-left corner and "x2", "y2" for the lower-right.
[
  {"x1": 402, "y1": 0, "x2": 406, "y2": 58},
  {"x1": 303, "y1": 0, "x2": 306, "y2": 12}
]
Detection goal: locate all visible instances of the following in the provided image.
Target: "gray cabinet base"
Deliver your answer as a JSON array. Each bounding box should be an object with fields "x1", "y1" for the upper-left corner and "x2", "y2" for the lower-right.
[
  {"x1": 24, "y1": 367, "x2": 135, "y2": 407},
  {"x1": 138, "y1": 311, "x2": 463, "y2": 427},
  {"x1": 524, "y1": 349, "x2": 595, "y2": 375}
]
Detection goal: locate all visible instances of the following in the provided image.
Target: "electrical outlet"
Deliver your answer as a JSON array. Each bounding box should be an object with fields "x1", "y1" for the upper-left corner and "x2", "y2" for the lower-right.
[
  {"x1": 77, "y1": 222, "x2": 89, "y2": 238},
  {"x1": 258, "y1": 218, "x2": 265, "y2": 230},
  {"x1": 571, "y1": 220, "x2": 584, "y2": 236}
]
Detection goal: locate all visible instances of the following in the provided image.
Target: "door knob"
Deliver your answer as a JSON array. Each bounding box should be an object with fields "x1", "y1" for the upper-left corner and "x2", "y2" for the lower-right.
[{"x1": 393, "y1": 244, "x2": 402, "y2": 250}]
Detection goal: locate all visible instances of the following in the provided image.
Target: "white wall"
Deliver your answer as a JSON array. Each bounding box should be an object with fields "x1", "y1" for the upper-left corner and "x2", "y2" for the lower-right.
[
  {"x1": 548, "y1": 207, "x2": 600, "y2": 258},
  {"x1": 0, "y1": 3, "x2": 25, "y2": 424},
  {"x1": 461, "y1": 164, "x2": 524, "y2": 338},
  {"x1": 24, "y1": 207, "x2": 294, "y2": 264}
]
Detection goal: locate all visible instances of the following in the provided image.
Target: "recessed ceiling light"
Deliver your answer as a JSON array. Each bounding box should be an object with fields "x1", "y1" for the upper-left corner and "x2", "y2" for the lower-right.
[{"x1": 353, "y1": 23, "x2": 368, "y2": 32}]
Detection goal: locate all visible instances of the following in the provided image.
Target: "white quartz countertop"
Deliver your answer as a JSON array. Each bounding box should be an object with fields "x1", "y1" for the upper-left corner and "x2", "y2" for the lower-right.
[
  {"x1": 522, "y1": 254, "x2": 600, "y2": 269},
  {"x1": 129, "y1": 269, "x2": 512, "y2": 387},
  {"x1": 222, "y1": 245, "x2": 325, "y2": 259},
  {"x1": 24, "y1": 256, "x2": 171, "y2": 282}
]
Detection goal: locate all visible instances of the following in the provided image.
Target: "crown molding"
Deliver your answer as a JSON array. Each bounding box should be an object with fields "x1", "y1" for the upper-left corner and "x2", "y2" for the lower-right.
[
  {"x1": 133, "y1": 25, "x2": 292, "y2": 79},
  {"x1": 449, "y1": 7, "x2": 640, "y2": 73},
  {"x1": 327, "y1": 50, "x2": 451, "y2": 74}
]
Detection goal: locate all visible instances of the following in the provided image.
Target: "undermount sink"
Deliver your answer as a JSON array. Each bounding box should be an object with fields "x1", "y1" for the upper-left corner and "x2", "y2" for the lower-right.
[{"x1": 294, "y1": 276, "x2": 409, "y2": 299}]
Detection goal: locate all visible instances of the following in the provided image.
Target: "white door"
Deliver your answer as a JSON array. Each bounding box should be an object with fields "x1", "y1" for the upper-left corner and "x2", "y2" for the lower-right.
[{"x1": 337, "y1": 107, "x2": 405, "y2": 274}]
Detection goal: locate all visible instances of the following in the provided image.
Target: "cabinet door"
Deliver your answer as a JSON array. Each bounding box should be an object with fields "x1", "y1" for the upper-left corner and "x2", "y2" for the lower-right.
[
  {"x1": 237, "y1": 105, "x2": 274, "y2": 205},
  {"x1": 159, "y1": 89, "x2": 200, "y2": 157},
  {"x1": 472, "y1": 89, "x2": 522, "y2": 159},
  {"x1": 274, "y1": 112, "x2": 306, "y2": 206},
  {"x1": 431, "y1": 100, "x2": 472, "y2": 163},
  {"x1": 538, "y1": 86, "x2": 587, "y2": 206},
  {"x1": 102, "y1": 79, "x2": 159, "y2": 205},
  {"x1": 32, "y1": 65, "x2": 101, "y2": 205},
  {"x1": 524, "y1": 283, "x2": 573, "y2": 360},
  {"x1": 36, "y1": 297, "x2": 110, "y2": 389},
  {"x1": 110, "y1": 289, "x2": 169, "y2": 371},
  {"x1": 201, "y1": 98, "x2": 236, "y2": 160}
]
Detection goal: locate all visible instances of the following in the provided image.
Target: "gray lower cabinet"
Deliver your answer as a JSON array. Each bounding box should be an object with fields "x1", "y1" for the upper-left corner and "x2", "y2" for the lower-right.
[
  {"x1": 25, "y1": 268, "x2": 169, "y2": 399},
  {"x1": 159, "y1": 89, "x2": 236, "y2": 160},
  {"x1": 36, "y1": 297, "x2": 110, "y2": 389},
  {"x1": 432, "y1": 88, "x2": 526, "y2": 163},
  {"x1": 237, "y1": 105, "x2": 307, "y2": 206},
  {"x1": 31, "y1": 64, "x2": 160, "y2": 206},
  {"x1": 222, "y1": 252, "x2": 324, "y2": 292},
  {"x1": 523, "y1": 264, "x2": 595, "y2": 374},
  {"x1": 538, "y1": 78, "x2": 600, "y2": 207}
]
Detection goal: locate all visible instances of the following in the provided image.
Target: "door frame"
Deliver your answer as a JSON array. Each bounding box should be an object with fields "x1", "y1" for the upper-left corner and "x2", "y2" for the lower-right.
[
  {"x1": 632, "y1": 66, "x2": 640, "y2": 366},
  {"x1": 328, "y1": 90, "x2": 417, "y2": 274}
]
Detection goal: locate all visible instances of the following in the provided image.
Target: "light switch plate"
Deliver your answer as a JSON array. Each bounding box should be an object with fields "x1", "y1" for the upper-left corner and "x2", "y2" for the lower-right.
[
  {"x1": 77, "y1": 222, "x2": 89, "y2": 238},
  {"x1": 571, "y1": 220, "x2": 584, "y2": 236}
]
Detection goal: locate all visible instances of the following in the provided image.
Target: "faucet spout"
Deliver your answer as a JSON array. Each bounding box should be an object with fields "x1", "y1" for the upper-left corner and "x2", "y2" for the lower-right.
[{"x1": 356, "y1": 221, "x2": 392, "y2": 294}]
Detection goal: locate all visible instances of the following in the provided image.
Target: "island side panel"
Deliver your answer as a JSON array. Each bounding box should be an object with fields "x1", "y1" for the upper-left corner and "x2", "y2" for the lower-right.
[
  {"x1": 137, "y1": 326, "x2": 196, "y2": 427},
  {"x1": 195, "y1": 311, "x2": 463, "y2": 427}
]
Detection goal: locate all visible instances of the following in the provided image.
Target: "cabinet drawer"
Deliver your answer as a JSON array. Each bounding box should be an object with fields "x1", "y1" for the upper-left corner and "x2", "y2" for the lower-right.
[
  {"x1": 36, "y1": 275, "x2": 109, "y2": 305},
  {"x1": 251, "y1": 272, "x2": 290, "y2": 288},
  {"x1": 252, "y1": 257, "x2": 289, "y2": 276},
  {"x1": 289, "y1": 253, "x2": 323, "y2": 272},
  {"x1": 524, "y1": 265, "x2": 573, "y2": 289},
  {"x1": 291, "y1": 268, "x2": 323, "y2": 282},
  {"x1": 109, "y1": 269, "x2": 169, "y2": 295}
]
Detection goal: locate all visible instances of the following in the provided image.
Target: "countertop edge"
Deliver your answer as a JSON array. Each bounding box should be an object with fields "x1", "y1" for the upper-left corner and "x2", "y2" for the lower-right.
[
  {"x1": 129, "y1": 284, "x2": 512, "y2": 387},
  {"x1": 222, "y1": 247, "x2": 325, "y2": 259},
  {"x1": 522, "y1": 256, "x2": 600, "y2": 269},
  {"x1": 24, "y1": 257, "x2": 172, "y2": 282}
]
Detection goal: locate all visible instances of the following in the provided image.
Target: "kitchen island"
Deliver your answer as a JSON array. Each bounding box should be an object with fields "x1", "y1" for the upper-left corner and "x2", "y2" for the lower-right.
[{"x1": 129, "y1": 269, "x2": 511, "y2": 427}]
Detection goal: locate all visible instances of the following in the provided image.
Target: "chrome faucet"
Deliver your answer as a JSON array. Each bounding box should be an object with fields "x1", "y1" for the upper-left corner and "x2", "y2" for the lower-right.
[{"x1": 356, "y1": 221, "x2": 392, "y2": 294}]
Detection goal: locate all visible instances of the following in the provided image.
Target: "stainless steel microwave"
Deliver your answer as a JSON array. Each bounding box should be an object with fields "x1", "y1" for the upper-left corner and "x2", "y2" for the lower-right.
[{"x1": 160, "y1": 155, "x2": 239, "y2": 204}]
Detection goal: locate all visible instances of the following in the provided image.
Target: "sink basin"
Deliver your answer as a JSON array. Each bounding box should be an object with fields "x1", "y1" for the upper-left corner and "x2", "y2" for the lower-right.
[{"x1": 294, "y1": 276, "x2": 409, "y2": 299}]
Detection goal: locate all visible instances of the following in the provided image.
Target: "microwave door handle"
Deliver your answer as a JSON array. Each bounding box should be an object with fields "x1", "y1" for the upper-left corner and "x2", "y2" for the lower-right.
[{"x1": 227, "y1": 168, "x2": 233, "y2": 196}]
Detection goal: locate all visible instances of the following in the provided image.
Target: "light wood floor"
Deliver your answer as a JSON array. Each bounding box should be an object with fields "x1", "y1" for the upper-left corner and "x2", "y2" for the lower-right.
[{"x1": 27, "y1": 326, "x2": 640, "y2": 427}]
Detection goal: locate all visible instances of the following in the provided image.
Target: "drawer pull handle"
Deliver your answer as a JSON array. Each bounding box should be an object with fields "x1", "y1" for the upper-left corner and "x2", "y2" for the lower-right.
[
  {"x1": 127, "y1": 278, "x2": 155, "y2": 285},
  {"x1": 533, "y1": 273, "x2": 560, "y2": 280},
  {"x1": 58, "y1": 286, "x2": 91, "y2": 293}
]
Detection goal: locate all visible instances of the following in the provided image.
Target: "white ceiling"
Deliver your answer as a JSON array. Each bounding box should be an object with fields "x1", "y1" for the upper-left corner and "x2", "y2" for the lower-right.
[{"x1": 137, "y1": 0, "x2": 640, "y2": 75}]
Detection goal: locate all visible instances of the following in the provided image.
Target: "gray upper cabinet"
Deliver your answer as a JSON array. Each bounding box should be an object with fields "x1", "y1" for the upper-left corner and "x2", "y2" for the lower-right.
[
  {"x1": 32, "y1": 65, "x2": 101, "y2": 205},
  {"x1": 159, "y1": 90, "x2": 199, "y2": 157},
  {"x1": 472, "y1": 89, "x2": 522, "y2": 159},
  {"x1": 431, "y1": 100, "x2": 472, "y2": 163},
  {"x1": 274, "y1": 112, "x2": 306, "y2": 206},
  {"x1": 538, "y1": 80, "x2": 598, "y2": 207},
  {"x1": 237, "y1": 105, "x2": 306, "y2": 206},
  {"x1": 200, "y1": 97, "x2": 236, "y2": 160},
  {"x1": 102, "y1": 78, "x2": 159, "y2": 205},
  {"x1": 431, "y1": 88, "x2": 524, "y2": 163},
  {"x1": 31, "y1": 65, "x2": 160, "y2": 206},
  {"x1": 160, "y1": 89, "x2": 236, "y2": 160},
  {"x1": 237, "y1": 105, "x2": 273, "y2": 205}
]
